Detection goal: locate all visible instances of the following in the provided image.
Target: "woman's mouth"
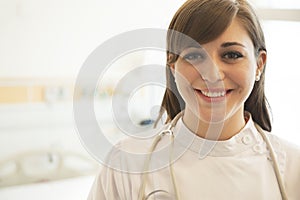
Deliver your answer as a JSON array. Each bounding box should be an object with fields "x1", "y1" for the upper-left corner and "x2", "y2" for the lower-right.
[
  {"x1": 201, "y1": 90, "x2": 226, "y2": 98},
  {"x1": 194, "y1": 89, "x2": 232, "y2": 102}
]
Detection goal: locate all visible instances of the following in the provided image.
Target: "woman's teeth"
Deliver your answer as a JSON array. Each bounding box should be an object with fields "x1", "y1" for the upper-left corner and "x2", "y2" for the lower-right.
[{"x1": 201, "y1": 90, "x2": 226, "y2": 98}]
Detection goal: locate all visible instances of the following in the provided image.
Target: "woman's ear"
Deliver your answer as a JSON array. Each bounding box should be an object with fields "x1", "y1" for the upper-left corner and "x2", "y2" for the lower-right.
[
  {"x1": 169, "y1": 63, "x2": 175, "y2": 75},
  {"x1": 256, "y1": 50, "x2": 267, "y2": 73},
  {"x1": 167, "y1": 53, "x2": 176, "y2": 75}
]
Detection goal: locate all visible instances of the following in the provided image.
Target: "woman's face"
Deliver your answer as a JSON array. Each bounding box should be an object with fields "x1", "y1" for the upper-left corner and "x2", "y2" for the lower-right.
[{"x1": 172, "y1": 18, "x2": 265, "y2": 123}]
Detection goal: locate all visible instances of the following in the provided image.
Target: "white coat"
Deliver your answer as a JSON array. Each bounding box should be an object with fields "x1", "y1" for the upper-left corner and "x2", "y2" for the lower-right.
[{"x1": 88, "y1": 115, "x2": 300, "y2": 200}]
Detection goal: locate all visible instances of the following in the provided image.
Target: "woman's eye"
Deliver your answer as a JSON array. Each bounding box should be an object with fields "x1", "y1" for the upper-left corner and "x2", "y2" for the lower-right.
[
  {"x1": 222, "y1": 51, "x2": 243, "y2": 60},
  {"x1": 183, "y1": 52, "x2": 205, "y2": 62}
]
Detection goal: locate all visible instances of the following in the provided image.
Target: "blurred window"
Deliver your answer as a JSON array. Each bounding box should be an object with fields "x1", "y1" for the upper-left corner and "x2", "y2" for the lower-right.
[{"x1": 249, "y1": 1, "x2": 300, "y2": 144}]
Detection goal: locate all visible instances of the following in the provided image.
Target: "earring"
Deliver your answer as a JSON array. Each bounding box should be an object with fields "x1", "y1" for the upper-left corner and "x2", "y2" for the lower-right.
[{"x1": 255, "y1": 70, "x2": 261, "y2": 81}]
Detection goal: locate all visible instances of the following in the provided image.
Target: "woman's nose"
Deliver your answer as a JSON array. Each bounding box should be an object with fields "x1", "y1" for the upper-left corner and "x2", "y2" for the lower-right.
[{"x1": 198, "y1": 60, "x2": 225, "y2": 83}]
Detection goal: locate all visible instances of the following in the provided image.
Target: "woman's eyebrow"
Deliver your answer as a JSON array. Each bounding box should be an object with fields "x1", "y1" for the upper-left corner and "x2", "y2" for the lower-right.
[
  {"x1": 221, "y1": 42, "x2": 245, "y2": 48},
  {"x1": 185, "y1": 45, "x2": 204, "y2": 49}
]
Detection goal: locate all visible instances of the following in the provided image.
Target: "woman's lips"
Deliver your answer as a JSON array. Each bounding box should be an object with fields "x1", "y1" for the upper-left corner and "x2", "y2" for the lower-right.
[{"x1": 194, "y1": 89, "x2": 232, "y2": 103}]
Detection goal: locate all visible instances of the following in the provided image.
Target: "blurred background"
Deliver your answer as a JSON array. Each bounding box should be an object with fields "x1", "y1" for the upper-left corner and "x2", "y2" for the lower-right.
[{"x1": 0, "y1": 0, "x2": 299, "y2": 199}]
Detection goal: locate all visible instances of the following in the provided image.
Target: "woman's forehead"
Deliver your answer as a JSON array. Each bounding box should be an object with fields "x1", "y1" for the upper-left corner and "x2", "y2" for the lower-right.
[
  {"x1": 185, "y1": 18, "x2": 252, "y2": 50},
  {"x1": 203, "y1": 18, "x2": 253, "y2": 48}
]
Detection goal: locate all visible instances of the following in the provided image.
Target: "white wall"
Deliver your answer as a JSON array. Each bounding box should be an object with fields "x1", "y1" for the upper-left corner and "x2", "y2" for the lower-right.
[{"x1": 0, "y1": 0, "x2": 185, "y2": 77}]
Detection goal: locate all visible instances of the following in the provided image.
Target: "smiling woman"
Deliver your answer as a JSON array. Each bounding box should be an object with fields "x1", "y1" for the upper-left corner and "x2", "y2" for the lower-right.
[
  {"x1": 170, "y1": 18, "x2": 266, "y2": 140},
  {"x1": 88, "y1": 0, "x2": 300, "y2": 199}
]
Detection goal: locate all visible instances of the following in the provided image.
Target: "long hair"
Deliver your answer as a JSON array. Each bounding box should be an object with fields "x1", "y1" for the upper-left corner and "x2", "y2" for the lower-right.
[{"x1": 159, "y1": 0, "x2": 271, "y2": 131}]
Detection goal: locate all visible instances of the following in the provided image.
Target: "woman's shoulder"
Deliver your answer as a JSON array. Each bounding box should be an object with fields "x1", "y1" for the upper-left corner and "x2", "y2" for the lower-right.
[
  {"x1": 103, "y1": 124, "x2": 172, "y2": 172},
  {"x1": 114, "y1": 125, "x2": 170, "y2": 152},
  {"x1": 268, "y1": 133, "x2": 300, "y2": 158},
  {"x1": 267, "y1": 133, "x2": 300, "y2": 197}
]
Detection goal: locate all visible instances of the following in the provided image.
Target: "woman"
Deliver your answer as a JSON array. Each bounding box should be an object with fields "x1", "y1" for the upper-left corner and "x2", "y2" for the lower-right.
[{"x1": 88, "y1": 0, "x2": 300, "y2": 199}]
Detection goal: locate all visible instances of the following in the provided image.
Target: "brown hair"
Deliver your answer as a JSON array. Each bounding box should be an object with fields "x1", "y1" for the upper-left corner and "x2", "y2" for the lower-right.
[{"x1": 159, "y1": 0, "x2": 271, "y2": 131}]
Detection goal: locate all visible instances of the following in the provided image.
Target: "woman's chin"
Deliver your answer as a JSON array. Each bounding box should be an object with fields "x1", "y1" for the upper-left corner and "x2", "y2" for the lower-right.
[{"x1": 196, "y1": 109, "x2": 227, "y2": 124}]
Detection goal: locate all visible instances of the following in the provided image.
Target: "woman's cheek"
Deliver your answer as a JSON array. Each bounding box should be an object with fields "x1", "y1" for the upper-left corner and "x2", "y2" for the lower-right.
[{"x1": 174, "y1": 69, "x2": 200, "y2": 109}]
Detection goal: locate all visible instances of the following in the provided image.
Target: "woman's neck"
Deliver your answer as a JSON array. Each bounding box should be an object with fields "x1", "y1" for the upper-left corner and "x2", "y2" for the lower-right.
[{"x1": 182, "y1": 108, "x2": 246, "y2": 141}]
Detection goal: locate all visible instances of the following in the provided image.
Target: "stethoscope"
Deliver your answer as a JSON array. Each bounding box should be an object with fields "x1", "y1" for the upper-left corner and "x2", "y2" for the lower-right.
[{"x1": 137, "y1": 111, "x2": 288, "y2": 200}]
